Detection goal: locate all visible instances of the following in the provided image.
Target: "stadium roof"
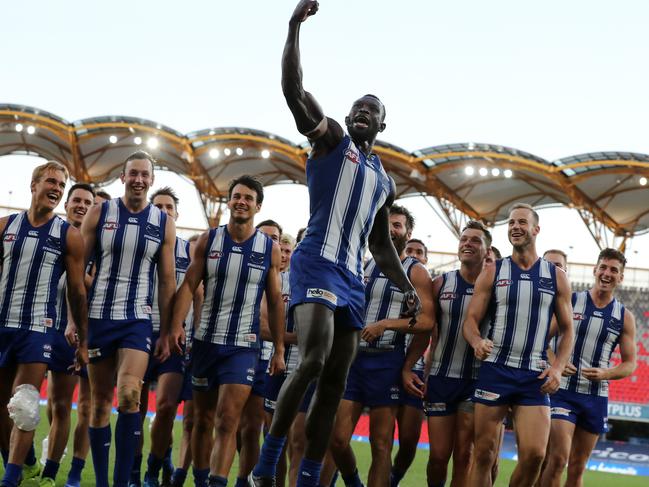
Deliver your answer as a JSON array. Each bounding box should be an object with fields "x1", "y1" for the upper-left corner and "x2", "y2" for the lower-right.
[{"x1": 2, "y1": 103, "x2": 649, "y2": 250}]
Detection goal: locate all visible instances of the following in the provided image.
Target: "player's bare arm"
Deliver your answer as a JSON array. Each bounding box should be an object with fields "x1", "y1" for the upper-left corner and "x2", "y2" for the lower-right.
[
  {"x1": 64, "y1": 225, "x2": 89, "y2": 369},
  {"x1": 80, "y1": 202, "x2": 101, "y2": 268},
  {"x1": 169, "y1": 231, "x2": 209, "y2": 355},
  {"x1": 0, "y1": 215, "x2": 8, "y2": 272},
  {"x1": 583, "y1": 310, "x2": 637, "y2": 381},
  {"x1": 154, "y1": 216, "x2": 177, "y2": 362},
  {"x1": 260, "y1": 293, "x2": 297, "y2": 346},
  {"x1": 462, "y1": 263, "x2": 495, "y2": 360},
  {"x1": 361, "y1": 263, "x2": 433, "y2": 342},
  {"x1": 265, "y1": 243, "x2": 286, "y2": 376},
  {"x1": 283, "y1": 0, "x2": 343, "y2": 156},
  {"x1": 402, "y1": 333, "x2": 430, "y2": 399}
]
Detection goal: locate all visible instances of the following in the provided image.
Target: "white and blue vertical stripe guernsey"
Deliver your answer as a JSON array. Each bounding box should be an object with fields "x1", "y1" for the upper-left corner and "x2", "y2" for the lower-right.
[
  {"x1": 88, "y1": 198, "x2": 167, "y2": 321},
  {"x1": 0, "y1": 212, "x2": 69, "y2": 332},
  {"x1": 151, "y1": 236, "x2": 191, "y2": 333}
]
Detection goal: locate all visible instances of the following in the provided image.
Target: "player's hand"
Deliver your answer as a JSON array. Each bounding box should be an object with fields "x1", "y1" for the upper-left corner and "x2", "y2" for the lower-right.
[
  {"x1": 473, "y1": 338, "x2": 493, "y2": 361},
  {"x1": 539, "y1": 365, "x2": 561, "y2": 394},
  {"x1": 269, "y1": 351, "x2": 286, "y2": 376},
  {"x1": 401, "y1": 288, "x2": 421, "y2": 318},
  {"x1": 169, "y1": 325, "x2": 186, "y2": 356},
  {"x1": 74, "y1": 344, "x2": 89, "y2": 371},
  {"x1": 155, "y1": 334, "x2": 171, "y2": 362},
  {"x1": 361, "y1": 322, "x2": 385, "y2": 343},
  {"x1": 64, "y1": 322, "x2": 78, "y2": 347},
  {"x1": 562, "y1": 362, "x2": 577, "y2": 377},
  {"x1": 402, "y1": 369, "x2": 425, "y2": 399},
  {"x1": 291, "y1": 0, "x2": 319, "y2": 23},
  {"x1": 582, "y1": 367, "x2": 607, "y2": 381}
]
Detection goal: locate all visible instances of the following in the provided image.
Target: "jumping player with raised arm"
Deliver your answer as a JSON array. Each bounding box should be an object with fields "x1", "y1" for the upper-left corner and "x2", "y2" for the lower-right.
[
  {"x1": 0, "y1": 161, "x2": 88, "y2": 487},
  {"x1": 251, "y1": 2, "x2": 420, "y2": 486},
  {"x1": 463, "y1": 203, "x2": 575, "y2": 487}
]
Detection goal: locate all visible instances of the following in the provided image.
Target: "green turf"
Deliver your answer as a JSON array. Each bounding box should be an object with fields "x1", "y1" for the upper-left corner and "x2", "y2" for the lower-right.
[{"x1": 10, "y1": 408, "x2": 647, "y2": 486}]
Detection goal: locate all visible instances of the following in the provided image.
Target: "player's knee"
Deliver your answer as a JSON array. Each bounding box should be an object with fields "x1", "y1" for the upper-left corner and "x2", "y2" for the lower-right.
[
  {"x1": 155, "y1": 396, "x2": 178, "y2": 420},
  {"x1": 76, "y1": 396, "x2": 91, "y2": 423},
  {"x1": 51, "y1": 396, "x2": 73, "y2": 421},
  {"x1": 473, "y1": 440, "x2": 497, "y2": 467},
  {"x1": 117, "y1": 383, "x2": 141, "y2": 412},
  {"x1": 566, "y1": 455, "x2": 587, "y2": 478},
  {"x1": 547, "y1": 449, "x2": 569, "y2": 472},
  {"x1": 369, "y1": 434, "x2": 393, "y2": 457},
  {"x1": 518, "y1": 446, "x2": 546, "y2": 468},
  {"x1": 296, "y1": 354, "x2": 326, "y2": 381},
  {"x1": 7, "y1": 384, "x2": 41, "y2": 432},
  {"x1": 214, "y1": 414, "x2": 239, "y2": 437}
]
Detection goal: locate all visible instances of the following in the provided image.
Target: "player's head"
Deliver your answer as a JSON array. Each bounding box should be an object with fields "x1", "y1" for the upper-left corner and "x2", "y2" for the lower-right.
[
  {"x1": 296, "y1": 227, "x2": 307, "y2": 244},
  {"x1": 458, "y1": 220, "x2": 491, "y2": 266},
  {"x1": 345, "y1": 94, "x2": 386, "y2": 143},
  {"x1": 30, "y1": 161, "x2": 69, "y2": 211},
  {"x1": 150, "y1": 186, "x2": 180, "y2": 220},
  {"x1": 121, "y1": 151, "x2": 155, "y2": 201},
  {"x1": 507, "y1": 203, "x2": 539, "y2": 250},
  {"x1": 279, "y1": 233, "x2": 296, "y2": 272},
  {"x1": 543, "y1": 249, "x2": 568, "y2": 272},
  {"x1": 490, "y1": 245, "x2": 502, "y2": 260},
  {"x1": 593, "y1": 248, "x2": 626, "y2": 291},
  {"x1": 64, "y1": 183, "x2": 95, "y2": 228},
  {"x1": 405, "y1": 238, "x2": 428, "y2": 265},
  {"x1": 227, "y1": 175, "x2": 264, "y2": 224},
  {"x1": 94, "y1": 189, "x2": 112, "y2": 205},
  {"x1": 256, "y1": 219, "x2": 283, "y2": 243},
  {"x1": 389, "y1": 204, "x2": 414, "y2": 255}
]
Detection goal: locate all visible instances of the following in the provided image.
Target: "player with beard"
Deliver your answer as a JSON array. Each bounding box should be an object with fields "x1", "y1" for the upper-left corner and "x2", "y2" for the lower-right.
[
  {"x1": 322, "y1": 205, "x2": 433, "y2": 487},
  {"x1": 540, "y1": 248, "x2": 636, "y2": 487},
  {"x1": 463, "y1": 203, "x2": 575, "y2": 487},
  {"x1": 0, "y1": 162, "x2": 88, "y2": 487},
  {"x1": 38, "y1": 183, "x2": 95, "y2": 487},
  {"x1": 251, "y1": 2, "x2": 420, "y2": 485},
  {"x1": 169, "y1": 176, "x2": 285, "y2": 487},
  {"x1": 81, "y1": 151, "x2": 177, "y2": 487}
]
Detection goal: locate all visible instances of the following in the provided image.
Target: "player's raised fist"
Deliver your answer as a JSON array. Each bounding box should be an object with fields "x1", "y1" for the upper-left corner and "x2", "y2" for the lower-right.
[{"x1": 291, "y1": 0, "x2": 319, "y2": 23}]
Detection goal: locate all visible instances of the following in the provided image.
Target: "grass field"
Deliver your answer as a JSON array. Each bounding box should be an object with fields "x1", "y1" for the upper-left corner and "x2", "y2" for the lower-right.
[{"x1": 12, "y1": 408, "x2": 647, "y2": 486}]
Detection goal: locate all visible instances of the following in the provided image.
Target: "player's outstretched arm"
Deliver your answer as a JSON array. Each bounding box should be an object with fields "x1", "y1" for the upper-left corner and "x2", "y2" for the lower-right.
[
  {"x1": 462, "y1": 264, "x2": 495, "y2": 360},
  {"x1": 583, "y1": 310, "x2": 637, "y2": 381},
  {"x1": 265, "y1": 243, "x2": 286, "y2": 376},
  {"x1": 64, "y1": 226, "x2": 89, "y2": 369},
  {"x1": 282, "y1": 0, "x2": 343, "y2": 151},
  {"x1": 155, "y1": 216, "x2": 177, "y2": 362}
]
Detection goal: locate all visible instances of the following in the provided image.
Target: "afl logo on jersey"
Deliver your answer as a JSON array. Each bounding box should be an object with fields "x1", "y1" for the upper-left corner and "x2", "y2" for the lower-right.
[
  {"x1": 103, "y1": 222, "x2": 119, "y2": 230},
  {"x1": 573, "y1": 312, "x2": 584, "y2": 321},
  {"x1": 3, "y1": 233, "x2": 17, "y2": 242},
  {"x1": 439, "y1": 292, "x2": 457, "y2": 301},
  {"x1": 344, "y1": 148, "x2": 360, "y2": 164},
  {"x1": 282, "y1": 294, "x2": 290, "y2": 303},
  {"x1": 496, "y1": 279, "x2": 513, "y2": 287},
  {"x1": 209, "y1": 250, "x2": 222, "y2": 260}
]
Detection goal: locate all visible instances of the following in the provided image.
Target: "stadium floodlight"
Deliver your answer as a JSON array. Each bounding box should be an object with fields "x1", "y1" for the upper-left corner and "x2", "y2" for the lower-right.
[
  {"x1": 134, "y1": 136, "x2": 142, "y2": 145},
  {"x1": 640, "y1": 177, "x2": 648, "y2": 186},
  {"x1": 504, "y1": 169, "x2": 513, "y2": 178},
  {"x1": 109, "y1": 135, "x2": 118, "y2": 144},
  {"x1": 27, "y1": 126, "x2": 36, "y2": 135},
  {"x1": 147, "y1": 137, "x2": 159, "y2": 149},
  {"x1": 465, "y1": 166, "x2": 475, "y2": 176},
  {"x1": 15, "y1": 123, "x2": 23, "y2": 132},
  {"x1": 261, "y1": 149, "x2": 270, "y2": 159},
  {"x1": 209, "y1": 148, "x2": 220, "y2": 159},
  {"x1": 479, "y1": 167, "x2": 488, "y2": 177},
  {"x1": 491, "y1": 168, "x2": 500, "y2": 177},
  {"x1": 224, "y1": 148, "x2": 231, "y2": 156},
  {"x1": 236, "y1": 147, "x2": 243, "y2": 156}
]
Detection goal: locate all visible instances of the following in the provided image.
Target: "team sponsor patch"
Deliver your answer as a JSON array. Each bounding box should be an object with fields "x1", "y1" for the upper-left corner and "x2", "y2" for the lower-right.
[
  {"x1": 145, "y1": 223, "x2": 160, "y2": 239},
  {"x1": 474, "y1": 389, "x2": 500, "y2": 401},
  {"x1": 88, "y1": 348, "x2": 101, "y2": 359},
  {"x1": 573, "y1": 312, "x2": 584, "y2": 321},
  {"x1": 520, "y1": 273, "x2": 531, "y2": 279},
  {"x1": 41, "y1": 318, "x2": 53, "y2": 328},
  {"x1": 232, "y1": 246, "x2": 243, "y2": 252},
  {"x1": 495, "y1": 279, "x2": 512, "y2": 287},
  {"x1": 28, "y1": 230, "x2": 38, "y2": 237},
  {"x1": 264, "y1": 398, "x2": 276, "y2": 411},
  {"x1": 250, "y1": 252, "x2": 265, "y2": 265},
  {"x1": 390, "y1": 386, "x2": 400, "y2": 400},
  {"x1": 246, "y1": 367, "x2": 255, "y2": 382},
  {"x1": 128, "y1": 217, "x2": 139, "y2": 224},
  {"x1": 424, "y1": 402, "x2": 447, "y2": 413},
  {"x1": 43, "y1": 344, "x2": 52, "y2": 352},
  {"x1": 208, "y1": 250, "x2": 222, "y2": 259},
  {"x1": 244, "y1": 333, "x2": 257, "y2": 343},
  {"x1": 176, "y1": 257, "x2": 190, "y2": 269},
  {"x1": 141, "y1": 305, "x2": 152, "y2": 315},
  {"x1": 45, "y1": 236, "x2": 61, "y2": 250},
  {"x1": 345, "y1": 148, "x2": 360, "y2": 164},
  {"x1": 306, "y1": 288, "x2": 338, "y2": 305},
  {"x1": 539, "y1": 278, "x2": 554, "y2": 289},
  {"x1": 551, "y1": 407, "x2": 572, "y2": 417},
  {"x1": 192, "y1": 376, "x2": 208, "y2": 387}
]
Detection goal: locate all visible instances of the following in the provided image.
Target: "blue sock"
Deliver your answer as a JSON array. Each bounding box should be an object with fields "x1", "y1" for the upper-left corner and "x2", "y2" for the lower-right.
[
  {"x1": 67, "y1": 457, "x2": 86, "y2": 483},
  {"x1": 164, "y1": 446, "x2": 174, "y2": 472},
  {"x1": 297, "y1": 457, "x2": 322, "y2": 487},
  {"x1": 208, "y1": 475, "x2": 227, "y2": 486},
  {"x1": 390, "y1": 466, "x2": 405, "y2": 486},
  {"x1": 131, "y1": 453, "x2": 143, "y2": 485},
  {"x1": 234, "y1": 477, "x2": 248, "y2": 487},
  {"x1": 146, "y1": 452, "x2": 164, "y2": 479},
  {"x1": 172, "y1": 467, "x2": 187, "y2": 486},
  {"x1": 342, "y1": 468, "x2": 363, "y2": 487},
  {"x1": 253, "y1": 434, "x2": 286, "y2": 478},
  {"x1": 193, "y1": 467, "x2": 209, "y2": 487},
  {"x1": 113, "y1": 411, "x2": 141, "y2": 486},
  {"x1": 1, "y1": 463, "x2": 23, "y2": 487},
  {"x1": 25, "y1": 443, "x2": 37, "y2": 466},
  {"x1": 42, "y1": 459, "x2": 60, "y2": 480},
  {"x1": 1, "y1": 449, "x2": 8, "y2": 468},
  {"x1": 89, "y1": 425, "x2": 111, "y2": 487},
  {"x1": 330, "y1": 471, "x2": 339, "y2": 487}
]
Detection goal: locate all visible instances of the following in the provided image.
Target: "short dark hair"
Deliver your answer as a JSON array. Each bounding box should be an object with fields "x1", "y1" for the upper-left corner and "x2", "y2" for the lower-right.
[
  {"x1": 362, "y1": 94, "x2": 386, "y2": 121},
  {"x1": 509, "y1": 202, "x2": 539, "y2": 225},
  {"x1": 256, "y1": 219, "x2": 283, "y2": 235},
  {"x1": 390, "y1": 204, "x2": 415, "y2": 232},
  {"x1": 228, "y1": 175, "x2": 264, "y2": 204},
  {"x1": 150, "y1": 186, "x2": 179, "y2": 209},
  {"x1": 461, "y1": 220, "x2": 493, "y2": 248},
  {"x1": 597, "y1": 248, "x2": 627, "y2": 270},
  {"x1": 95, "y1": 189, "x2": 112, "y2": 200},
  {"x1": 123, "y1": 150, "x2": 155, "y2": 174},
  {"x1": 406, "y1": 238, "x2": 427, "y2": 255},
  {"x1": 66, "y1": 183, "x2": 95, "y2": 202},
  {"x1": 296, "y1": 227, "x2": 307, "y2": 243},
  {"x1": 490, "y1": 245, "x2": 502, "y2": 259}
]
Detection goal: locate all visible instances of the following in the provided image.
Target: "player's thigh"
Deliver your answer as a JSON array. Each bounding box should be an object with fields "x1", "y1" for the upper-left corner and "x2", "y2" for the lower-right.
[
  {"x1": 88, "y1": 354, "x2": 117, "y2": 400},
  {"x1": 49, "y1": 371, "x2": 77, "y2": 407},
  {"x1": 156, "y1": 371, "x2": 184, "y2": 408},
  {"x1": 427, "y1": 414, "x2": 457, "y2": 460},
  {"x1": 568, "y1": 426, "x2": 598, "y2": 467},
  {"x1": 14, "y1": 362, "x2": 48, "y2": 389},
  {"x1": 215, "y1": 383, "x2": 252, "y2": 424},
  {"x1": 332, "y1": 399, "x2": 363, "y2": 446},
  {"x1": 321, "y1": 323, "x2": 360, "y2": 382},
  {"x1": 397, "y1": 404, "x2": 424, "y2": 445},
  {"x1": 513, "y1": 405, "x2": 551, "y2": 456},
  {"x1": 473, "y1": 403, "x2": 509, "y2": 449},
  {"x1": 368, "y1": 405, "x2": 396, "y2": 446},
  {"x1": 116, "y1": 347, "x2": 149, "y2": 384},
  {"x1": 455, "y1": 410, "x2": 475, "y2": 452},
  {"x1": 294, "y1": 303, "x2": 335, "y2": 363}
]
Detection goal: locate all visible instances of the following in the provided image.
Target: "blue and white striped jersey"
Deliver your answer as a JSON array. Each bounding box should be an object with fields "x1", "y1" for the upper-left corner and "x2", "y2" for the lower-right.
[
  {"x1": 360, "y1": 256, "x2": 419, "y2": 351},
  {"x1": 54, "y1": 275, "x2": 67, "y2": 333},
  {"x1": 151, "y1": 236, "x2": 191, "y2": 333},
  {"x1": 561, "y1": 291, "x2": 625, "y2": 397},
  {"x1": 486, "y1": 257, "x2": 557, "y2": 372},
  {"x1": 266, "y1": 271, "x2": 299, "y2": 372},
  {"x1": 405, "y1": 333, "x2": 425, "y2": 372},
  {"x1": 429, "y1": 270, "x2": 481, "y2": 379},
  {"x1": 260, "y1": 270, "x2": 288, "y2": 362},
  {"x1": 88, "y1": 199, "x2": 167, "y2": 321},
  {"x1": 0, "y1": 213, "x2": 70, "y2": 333},
  {"x1": 197, "y1": 226, "x2": 273, "y2": 347},
  {"x1": 298, "y1": 136, "x2": 392, "y2": 278}
]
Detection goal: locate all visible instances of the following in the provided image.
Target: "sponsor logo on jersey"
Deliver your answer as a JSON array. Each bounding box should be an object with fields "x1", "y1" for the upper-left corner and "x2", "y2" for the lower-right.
[
  {"x1": 474, "y1": 389, "x2": 500, "y2": 401},
  {"x1": 41, "y1": 318, "x2": 53, "y2": 328},
  {"x1": 232, "y1": 246, "x2": 243, "y2": 252},
  {"x1": 344, "y1": 148, "x2": 360, "y2": 164},
  {"x1": 390, "y1": 386, "x2": 400, "y2": 400},
  {"x1": 539, "y1": 278, "x2": 554, "y2": 289},
  {"x1": 250, "y1": 252, "x2": 265, "y2": 265},
  {"x1": 306, "y1": 288, "x2": 338, "y2": 305},
  {"x1": 28, "y1": 230, "x2": 39, "y2": 237},
  {"x1": 551, "y1": 407, "x2": 571, "y2": 417},
  {"x1": 128, "y1": 217, "x2": 139, "y2": 224},
  {"x1": 246, "y1": 367, "x2": 255, "y2": 382},
  {"x1": 424, "y1": 402, "x2": 447, "y2": 413},
  {"x1": 43, "y1": 344, "x2": 52, "y2": 351},
  {"x1": 466, "y1": 287, "x2": 474, "y2": 295},
  {"x1": 192, "y1": 376, "x2": 208, "y2": 387},
  {"x1": 573, "y1": 312, "x2": 584, "y2": 321},
  {"x1": 45, "y1": 236, "x2": 61, "y2": 250},
  {"x1": 496, "y1": 279, "x2": 512, "y2": 287},
  {"x1": 439, "y1": 292, "x2": 457, "y2": 301},
  {"x1": 244, "y1": 333, "x2": 257, "y2": 343},
  {"x1": 103, "y1": 222, "x2": 119, "y2": 230},
  {"x1": 593, "y1": 310, "x2": 603, "y2": 317},
  {"x1": 520, "y1": 273, "x2": 531, "y2": 279},
  {"x1": 145, "y1": 223, "x2": 161, "y2": 239},
  {"x1": 141, "y1": 305, "x2": 152, "y2": 315},
  {"x1": 3, "y1": 233, "x2": 17, "y2": 242},
  {"x1": 208, "y1": 250, "x2": 222, "y2": 259}
]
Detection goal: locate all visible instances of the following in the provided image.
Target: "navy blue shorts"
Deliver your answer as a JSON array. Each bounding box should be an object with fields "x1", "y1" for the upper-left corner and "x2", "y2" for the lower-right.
[
  {"x1": 551, "y1": 389, "x2": 609, "y2": 434},
  {"x1": 289, "y1": 250, "x2": 365, "y2": 329},
  {"x1": 343, "y1": 350, "x2": 403, "y2": 408},
  {"x1": 49, "y1": 330, "x2": 76, "y2": 374},
  {"x1": 400, "y1": 369, "x2": 424, "y2": 410},
  {"x1": 251, "y1": 359, "x2": 269, "y2": 397},
  {"x1": 144, "y1": 334, "x2": 185, "y2": 383},
  {"x1": 88, "y1": 318, "x2": 152, "y2": 363},
  {"x1": 263, "y1": 373, "x2": 315, "y2": 414},
  {"x1": 178, "y1": 358, "x2": 193, "y2": 403},
  {"x1": 0, "y1": 328, "x2": 52, "y2": 367},
  {"x1": 191, "y1": 340, "x2": 258, "y2": 392},
  {"x1": 473, "y1": 362, "x2": 550, "y2": 407},
  {"x1": 425, "y1": 376, "x2": 475, "y2": 416}
]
